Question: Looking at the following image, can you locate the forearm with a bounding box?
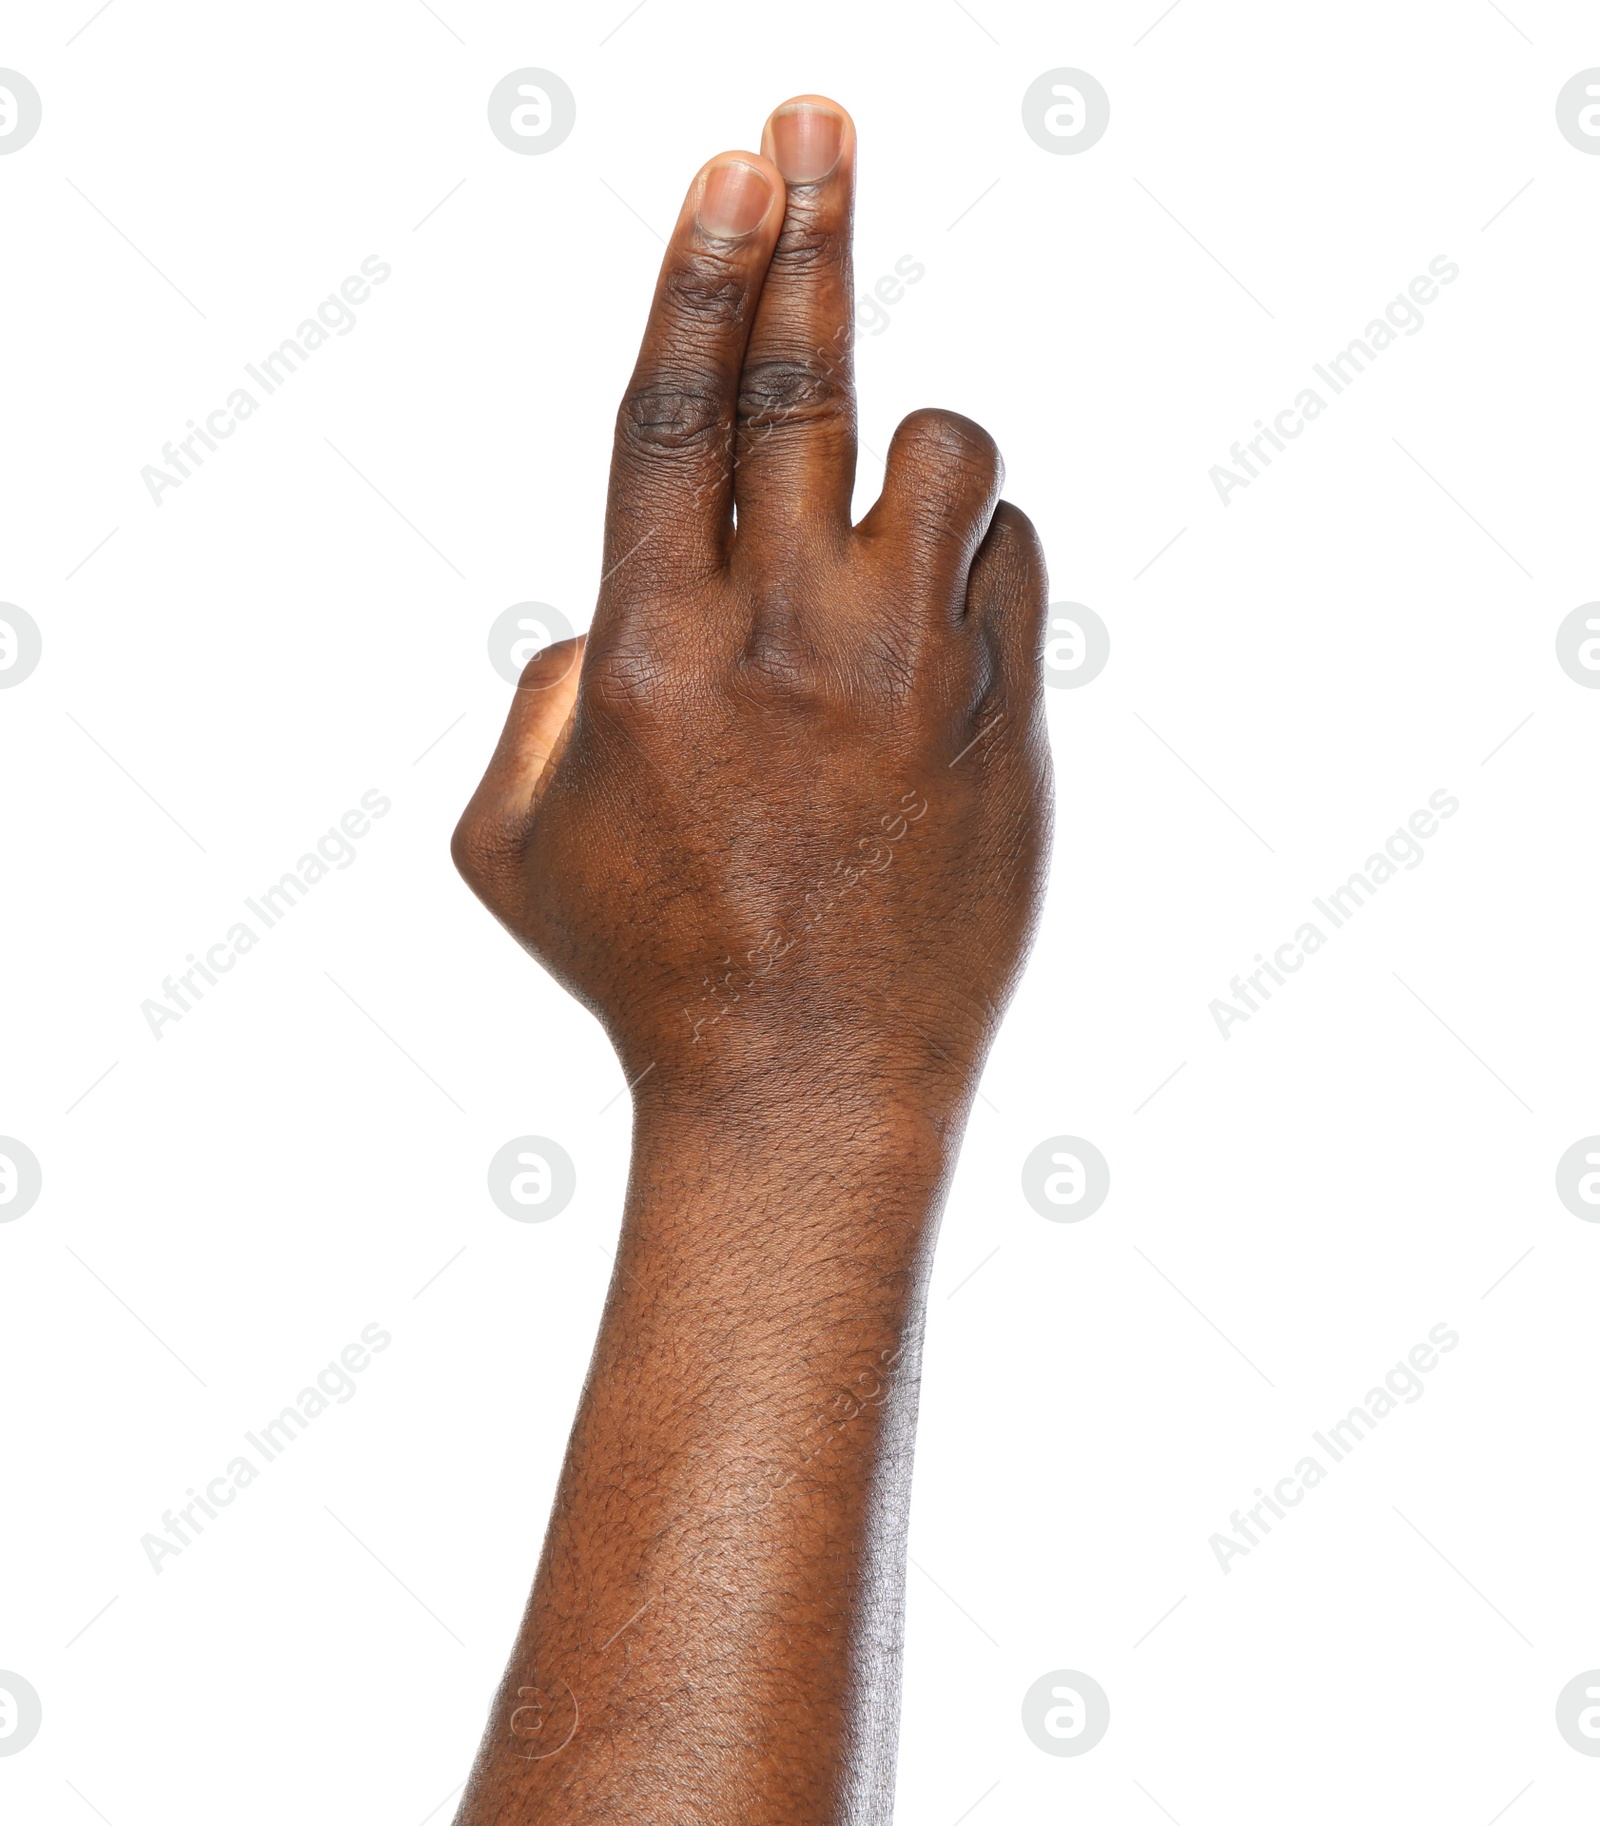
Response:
[456,1095,963,1824]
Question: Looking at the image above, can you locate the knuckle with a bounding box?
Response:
[735,606,828,710]
[986,498,1043,559]
[614,380,727,465]
[859,642,945,719]
[897,407,1002,479]
[738,353,846,431]
[586,640,674,722]
[974,501,1049,602]
[988,496,1035,537]
[662,252,749,330]
[769,219,843,278]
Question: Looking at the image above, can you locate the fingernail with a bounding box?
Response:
[770,103,845,184]
[698,159,773,239]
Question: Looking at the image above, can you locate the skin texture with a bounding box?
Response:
[450,96,1051,1824]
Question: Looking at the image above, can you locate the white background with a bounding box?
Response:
[3,1,1598,1821]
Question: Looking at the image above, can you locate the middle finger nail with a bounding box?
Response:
[769,102,845,185]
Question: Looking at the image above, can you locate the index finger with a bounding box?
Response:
[600,151,787,604]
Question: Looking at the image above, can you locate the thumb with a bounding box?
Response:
[451,635,585,894]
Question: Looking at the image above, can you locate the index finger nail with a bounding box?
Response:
[769,102,845,184]
[698,158,775,239]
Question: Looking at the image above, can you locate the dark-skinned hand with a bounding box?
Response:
[453,95,1051,1133]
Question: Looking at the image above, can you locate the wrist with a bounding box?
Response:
[631,1077,963,1193]
[630,1027,977,1143]
[620,1079,963,1278]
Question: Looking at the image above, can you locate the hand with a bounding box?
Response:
[453,95,1052,1130]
